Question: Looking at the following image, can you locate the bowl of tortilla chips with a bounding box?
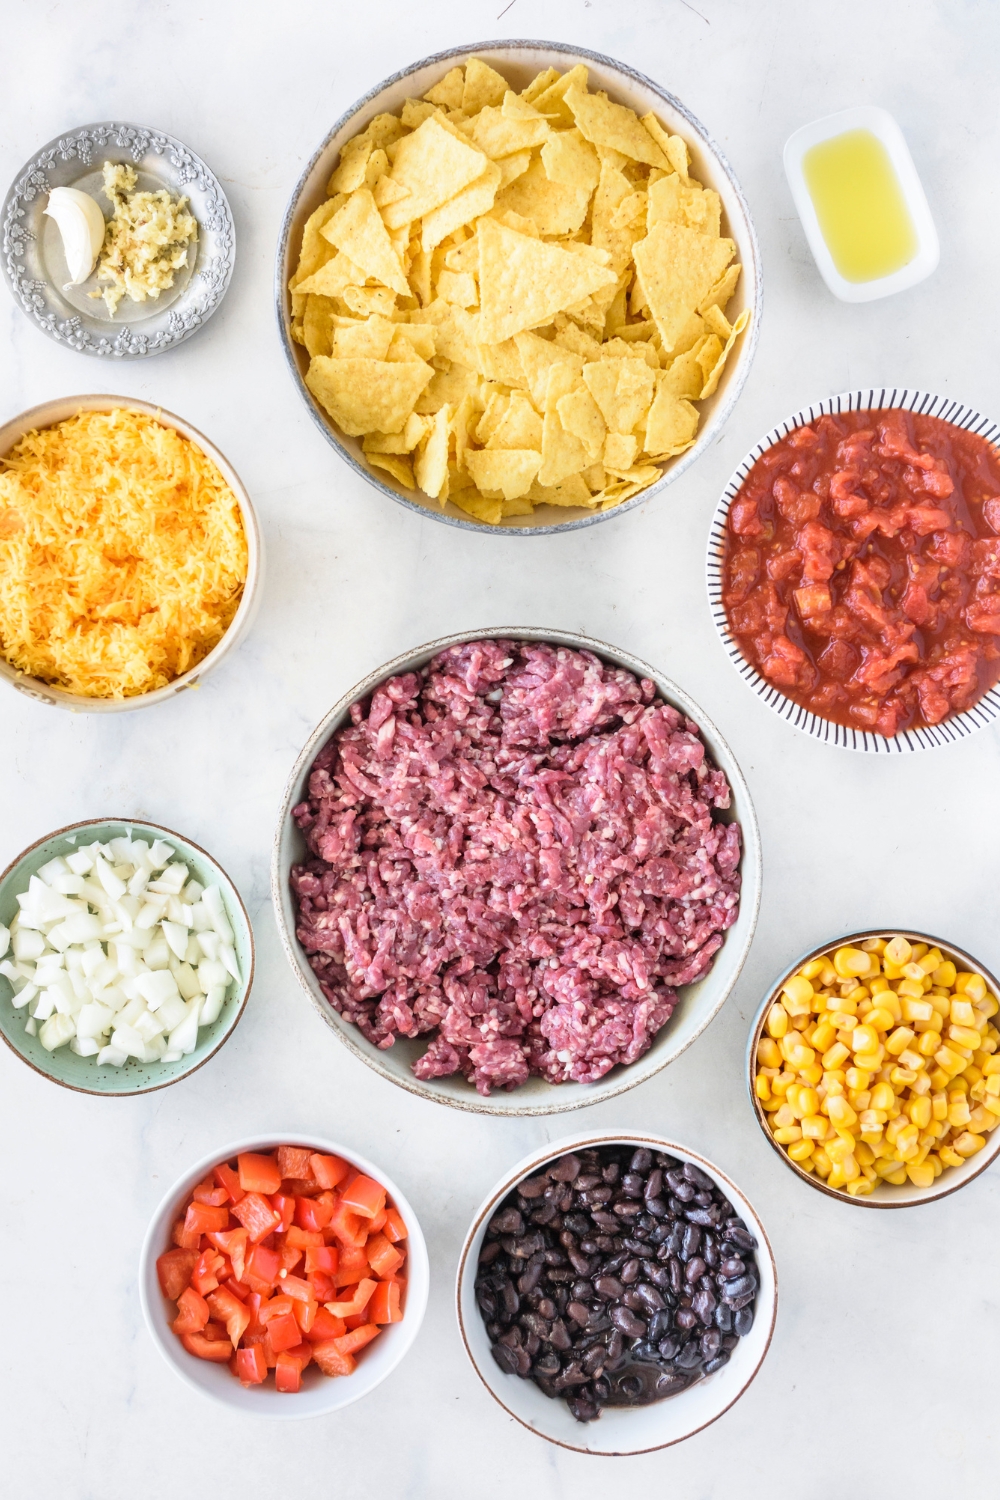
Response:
[276,40,761,533]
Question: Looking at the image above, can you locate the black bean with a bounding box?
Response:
[636,1283,666,1312]
[491,1342,520,1375]
[518,1175,547,1200]
[553,1359,589,1389]
[665,1170,695,1201]
[727,1225,758,1252]
[591,1210,619,1231]
[582,1344,606,1376]
[703,1352,730,1374]
[648,1309,672,1342]
[721,1256,746,1278]
[684,1256,706,1284]
[643,1168,663,1201]
[702,1232,718,1268]
[570,1279,593,1301]
[621,1287,645,1312]
[734,1305,755,1337]
[594,1235,616,1252]
[504,1230,545,1259]
[566,1301,591,1326]
[593,1275,624,1300]
[682,1162,713,1189]
[534,1350,561,1377]
[621,1258,641,1284]
[517,1261,543,1295]
[668,1257,683,1295]
[714,1303,733,1332]
[675,1339,703,1369]
[631,1340,662,1364]
[499,1280,520,1319]
[549,1318,572,1350]
[685,1206,718,1227]
[621,1172,646,1199]
[629,1148,653,1174]
[700,1328,722,1360]
[674,1306,698,1331]
[549,1153,581,1182]
[536,1297,556,1320]
[610,1305,647,1338]
[657,1334,682,1360]
[613,1200,643,1220]
[568,1391,600,1423]
[692,1190,714,1208]
[692,1287,717,1325]
[645,1197,669,1218]
[531,1203,558,1226]
[721,1273,755,1300]
[489,1207,524,1236]
[729,1290,756,1311]
[602,1162,620,1184]
[622,1238,655,1259]
[478,1240,501,1266]
[545,1267,574,1284]
[681,1224,701,1261]
[567,1249,593,1276]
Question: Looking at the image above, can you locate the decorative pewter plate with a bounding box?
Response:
[2,122,235,358]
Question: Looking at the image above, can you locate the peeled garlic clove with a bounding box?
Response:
[44,186,106,284]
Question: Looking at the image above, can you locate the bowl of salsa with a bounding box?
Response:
[708,390,1000,750]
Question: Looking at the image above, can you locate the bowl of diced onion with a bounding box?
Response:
[0,818,254,1094]
[746,929,1000,1207]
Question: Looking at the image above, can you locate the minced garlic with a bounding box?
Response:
[92,162,198,315]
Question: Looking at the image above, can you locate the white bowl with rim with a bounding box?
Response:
[707,387,1000,752]
[0,395,263,713]
[271,627,761,1116]
[275,38,761,535]
[455,1129,777,1454]
[139,1132,429,1416]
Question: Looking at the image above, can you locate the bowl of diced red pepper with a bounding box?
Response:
[140,1137,428,1414]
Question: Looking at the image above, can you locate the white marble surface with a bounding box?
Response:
[3,0,999,1492]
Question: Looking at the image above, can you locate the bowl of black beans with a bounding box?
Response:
[457,1132,776,1453]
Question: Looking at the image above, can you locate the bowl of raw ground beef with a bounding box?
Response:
[272,630,760,1115]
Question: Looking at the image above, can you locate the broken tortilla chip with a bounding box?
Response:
[478,219,616,344]
[322,187,410,296]
[564,85,669,168]
[306,355,433,435]
[632,221,735,352]
[382,117,490,229]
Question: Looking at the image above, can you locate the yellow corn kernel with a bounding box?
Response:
[822,1042,850,1071]
[885,1026,916,1056]
[757,1037,783,1069]
[788,1042,816,1070]
[896,1048,924,1073]
[781,973,815,1013]
[986,1074,1000,1096]
[801,958,825,980]
[790,1014,812,1033]
[964,975,987,1003]
[839,1153,860,1181]
[800,1114,826,1139]
[909,1069,932,1096]
[935,1046,966,1075]
[882,962,903,981]
[796,1086,819,1117]
[953,972,974,993]
[908,1096,932,1129]
[929,1067,951,1091]
[799,1063,824,1085]
[930,1090,948,1120]
[982,1095,1000,1116]
[862,938,886,954]
[787,1137,815,1162]
[983,1057,1000,1076]
[937,1145,963,1168]
[885,1166,909,1185]
[851,1024,879,1055]
[906,1162,936,1188]
[949,1023,982,1051]
[950,998,976,1027]
[964,1064,984,1086]
[889,1066,917,1089]
[862,1006,893,1035]
[928,992,952,1019]
[919,947,942,972]
[809,1020,837,1053]
[932,960,957,988]
[947,1098,971,1128]
[826,1095,858,1128]
[845,1176,873,1196]
[833,946,868,978]
[869,1081,895,1112]
[825,1135,854,1165]
[848,1089,872,1113]
[870,976,890,993]
[755,1074,771,1102]
[855,1050,885,1075]
[773,1125,803,1144]
[884,936,912,966]
[827,1165,847,1189]
[844,1067,869,1092]
[902,997,935,1025]
[953,1130,986,1157]
[898,979,927,1001]
[917,1030,942,1057]
[766,1003,788,1039]
[773,1102,797,1128]
[852,1140,873,1166]
[969,1104,992,1133]
[770,1071,795,1096]
[978,994,999,1018]
[900,962,925,982]
[811,1147,832,1176]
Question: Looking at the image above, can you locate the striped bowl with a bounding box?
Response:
[707,388,1000,753]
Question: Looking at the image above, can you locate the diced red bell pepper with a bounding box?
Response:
[171,1216,202,1252]
[286,1225,324,1250]
[207,1286,251,1348]
[284,1341,314,1371]
[367,1207,388,1235]
[366,1233,404,1280]
[172,1286,210,1335]
[331,1246,370,1288]
[244,1243,281,1294]
[270,1193,295,1233]
[323,1278,376,1318]
[340,1174,386,1219]
[156,1248,198,1300]
[181,1330,233,1363]
[292,1298,318,1335]
[280,1275,314,1305]
[206,1227,248,1283]
[232,1192,282,1243]
[334,1323,381,1356]
[190,1249,226,1297]
[226,1277,252,1301]
[304,1245,339,1276]
[310,1152,350,1190]
[308,1271,337,1303]
[235,1344,267,1386]
[214,1161,245,1205]
[238,1152,283,1196]
[311,1340,356,1377]
[184,1201,230,1238]
[203,1320,231,1341]
[259,1294,295,1324]
[267,1312,303,1354]
[242,1291,264,1340]
[368,1280,403,1324]
[382,1208,408,1244]
[326,1199,367,1249]
[276,1145,314,1180]
[343,1310,370,1331]
[192,1177,230,1207]
[278,1246,303,1277]
[275,1352,302,1392]
[294,1192,335,1233]
[308,1306,346,1342]
[283,1177,321,1198]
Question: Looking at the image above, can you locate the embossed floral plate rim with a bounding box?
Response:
[1,121,235,358]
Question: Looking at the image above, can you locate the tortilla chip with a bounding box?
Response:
[400,99,437,130]
[390,323,437,361]
[540,361,588,486]
[487,207,539,237]
[564,86,668,168]
[291,201,341,286]
[667,312,707,358]
[515,331,584,408]
[633,222,735,352]
[530,64,589,125]
[647,176,722,238]
[582,358,656,433]
[497,151,532,189]
[528,473,594,508]
[363,412,429,454]
[327,138,372,196]
[472,99,549,158]
[343,286,397,318]
[493,155,593,238]
[695,334,724,384]
[372,173,409,209]
[486,391,543,451]
[367,453,415,487]
[333,315,396,360]
[421,162,501,251]
[305,355,433,435]
[478,220,616,344]
[453,490,503,525]
[644,381,699,454]
[465,448,541,499]
[702,303,732,341]
[419,301,482,368]
[523,67,561,103]
[414,406,451,501]
[321,187,410,296]
[437,269,478,308]
[540,128,601,193]
[382,118,490,229]
[660,345,706,399]
[415,362,480,413]
[294,250,365,298]
[641,114,691,181]
[699,308,750,398]
[424,66,466,110]
[552,318,603,360]
[698,262,741,314]
[501,496,535,516]
[462,58,508,114]
[303,295,336,357]
[604,432,639,471]
[556,384,606,463]
[591,160,639,273]
[475,388,510,444]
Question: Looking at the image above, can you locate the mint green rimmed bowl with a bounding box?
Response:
[0,818,254,1095]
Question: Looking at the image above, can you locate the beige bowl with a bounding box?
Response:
[275,39,761,535]
[747,928,1000,1207]
[271,627,761,1116]
[0,395,263,712]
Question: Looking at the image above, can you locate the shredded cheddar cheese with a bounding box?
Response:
[0,409,248,698]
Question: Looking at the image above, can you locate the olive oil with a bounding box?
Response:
[802,128,918,283]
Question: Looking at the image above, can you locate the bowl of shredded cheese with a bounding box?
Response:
[0,397,262,710]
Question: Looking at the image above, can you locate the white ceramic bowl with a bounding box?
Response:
[456,1130,777,1454]
[271,627,761,1116]
[275,38,761,535]
[707,387,1000,751]
[0,395,263,713]
[747,928,1000,1207]
[139,1133,429,1416]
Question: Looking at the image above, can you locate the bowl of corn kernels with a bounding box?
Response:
[747,930,1000,1206]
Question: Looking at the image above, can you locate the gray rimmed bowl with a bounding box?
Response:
[0,817,254,1096]
[2,121,234,358]
[707,387,1000,752]
[456,1130,777,1454]
[275,38,761,535]
[747,927,1000,1207]
[0,395,263,713]
[271,627,761,1116]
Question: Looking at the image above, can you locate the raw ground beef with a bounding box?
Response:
[290,640,741,1095]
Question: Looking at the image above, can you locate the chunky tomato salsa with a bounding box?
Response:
[721,409,1000,736]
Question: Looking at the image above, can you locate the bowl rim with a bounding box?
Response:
[273,35,762,537]
[0,816,255,1096]
[745,926,1000,1207]
[138,1130,429,1417]
[0,394,263,713]
[270,625,762,1116]
[706,386,1000,752]
[454,1127,778,1454]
